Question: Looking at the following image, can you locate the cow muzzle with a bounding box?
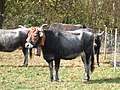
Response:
[25,43,33,48]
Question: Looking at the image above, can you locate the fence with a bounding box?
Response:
[100,28,120,67]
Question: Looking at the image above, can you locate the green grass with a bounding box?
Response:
[0,65,120,90]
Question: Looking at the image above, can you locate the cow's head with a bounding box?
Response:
[94,31,104,40]
[25,24,47,48]
[93,31,104,47]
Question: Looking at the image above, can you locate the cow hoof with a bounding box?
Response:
[51,79,53,82]
[83,79,89,82]
[22,64,28,67]
[55,79,59,82]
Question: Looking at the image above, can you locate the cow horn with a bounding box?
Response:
[39,24,48,31]
[18,25,27,28]
[97,31,104,36]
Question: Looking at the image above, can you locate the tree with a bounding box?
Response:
[0,0,6,28]
[2,0,120,31]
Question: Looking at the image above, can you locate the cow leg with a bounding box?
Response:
[35,46,41,56]
[96,50,100,67]
[81,52,89,81]
[54,59,60,82]
[85,54,91,81]
[22,48,28,67]
[81,52,91,81]
[47,61,54,82]
[29,48,32,58]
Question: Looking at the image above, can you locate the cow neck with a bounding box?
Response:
[40,32,46,46]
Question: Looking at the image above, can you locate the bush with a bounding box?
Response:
[3,0,44,29]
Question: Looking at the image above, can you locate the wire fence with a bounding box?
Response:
[100,28,120,67]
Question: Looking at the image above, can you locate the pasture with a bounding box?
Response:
[0,49,120,90]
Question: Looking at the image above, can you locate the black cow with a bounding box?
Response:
[49,23,104,67]
[94,31,104,67]
[25,24,95,82]
[0,27,33,66]
[34,23,86,56]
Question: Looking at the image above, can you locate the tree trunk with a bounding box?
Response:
[0,0,6,28]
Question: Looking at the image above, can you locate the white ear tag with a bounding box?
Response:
[39,32,43,37]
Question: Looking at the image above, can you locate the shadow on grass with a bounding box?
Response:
[89,77,120,84]
[103,61,120,67]
[0,65,48,68]
[0,65,81,68]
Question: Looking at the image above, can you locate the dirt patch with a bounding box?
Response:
[0,49,83,67]
[0,49,109,67]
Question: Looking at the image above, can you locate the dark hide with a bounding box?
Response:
[34,23,86,56]
[0,28,32,66]
[49,23,103,67]
[25,29,95,82]
[92,31,104,67]
[35,23,88,56]
[94,35,102,67]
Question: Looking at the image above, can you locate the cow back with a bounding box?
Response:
[41,29,94,60]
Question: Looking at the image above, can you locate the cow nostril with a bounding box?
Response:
[27,44,29,47]
[25,43,29,48]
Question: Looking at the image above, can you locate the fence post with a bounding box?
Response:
[114,28,117,70]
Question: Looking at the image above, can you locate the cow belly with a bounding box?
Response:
[43,52,81,60]
[0,46,19,52]
[61,53,81,60]
[0,42,20,52]
[43,54,55,60]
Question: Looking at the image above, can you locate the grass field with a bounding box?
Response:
[0,50,120,90]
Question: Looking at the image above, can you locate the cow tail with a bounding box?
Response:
[91,51,95,73]
[29,48,32,58]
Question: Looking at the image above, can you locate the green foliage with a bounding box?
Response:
[2,0,120,31]
[3,0,44,28]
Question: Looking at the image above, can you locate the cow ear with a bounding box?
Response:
[39,32,43,37]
